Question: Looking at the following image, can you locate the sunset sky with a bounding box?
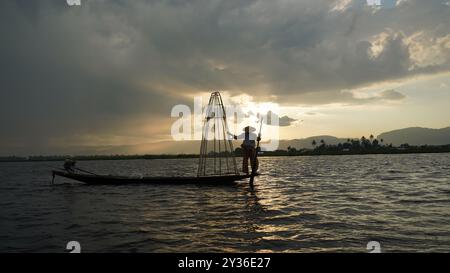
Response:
[1,0,449,155]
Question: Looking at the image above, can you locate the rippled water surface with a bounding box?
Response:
[1,154,450,252]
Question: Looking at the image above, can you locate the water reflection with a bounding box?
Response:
[1,154,450,252]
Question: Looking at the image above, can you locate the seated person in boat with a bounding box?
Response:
[229,126,261,175]
[64,159,76,173]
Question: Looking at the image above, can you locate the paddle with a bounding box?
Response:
[250,118,263,187]
[74,167,99,176]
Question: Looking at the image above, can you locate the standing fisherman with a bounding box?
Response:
[229,126,261,175]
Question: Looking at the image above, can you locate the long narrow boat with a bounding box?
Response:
[51,92,261,186]
[52,170,254,185]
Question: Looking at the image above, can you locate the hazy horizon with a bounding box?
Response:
[2,125,449,157]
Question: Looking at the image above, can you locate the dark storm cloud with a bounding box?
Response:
[0,0,190,154]
[0,0,449,154]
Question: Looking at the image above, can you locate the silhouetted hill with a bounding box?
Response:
[378,127,450,146]
[278,136,348,150]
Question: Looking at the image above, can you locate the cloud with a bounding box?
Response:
[264,111,298,127]
[278,115,298,127]
[0,0,449,154]
[342,89,406,104]
[280,88,406,105]
[378,89,406,100]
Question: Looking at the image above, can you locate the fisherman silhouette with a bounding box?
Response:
[229,126,261,175]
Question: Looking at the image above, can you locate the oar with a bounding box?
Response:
[250,118,263,187]
[74,167,99,176]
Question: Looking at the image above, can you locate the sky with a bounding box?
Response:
[0,0,450,155]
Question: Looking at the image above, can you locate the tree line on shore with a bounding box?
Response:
[257,135,450,156]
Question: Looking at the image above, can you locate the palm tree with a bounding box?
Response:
[320,139,325,147]
[372,139,379,147]
[370,134,374,141]
[288,146,297,153]
[312,140,317,148]
[361,136,368,148]
[287,146,295,153]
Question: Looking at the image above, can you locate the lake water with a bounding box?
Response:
[1,154,450,253]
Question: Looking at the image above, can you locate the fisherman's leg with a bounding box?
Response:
[242,149,250,174]
[249,148,258,173]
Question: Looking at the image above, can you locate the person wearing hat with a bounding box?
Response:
[63,158,76,173]
[229,126,261,175]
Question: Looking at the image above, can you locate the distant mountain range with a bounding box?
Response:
[377,127,450,146]
[59,126,449,155]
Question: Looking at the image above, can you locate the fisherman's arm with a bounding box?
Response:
[227,131,237,140]
[227,131,245,140]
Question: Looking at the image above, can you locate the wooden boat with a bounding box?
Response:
[52,170,255,185]
[51,92,261,186]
